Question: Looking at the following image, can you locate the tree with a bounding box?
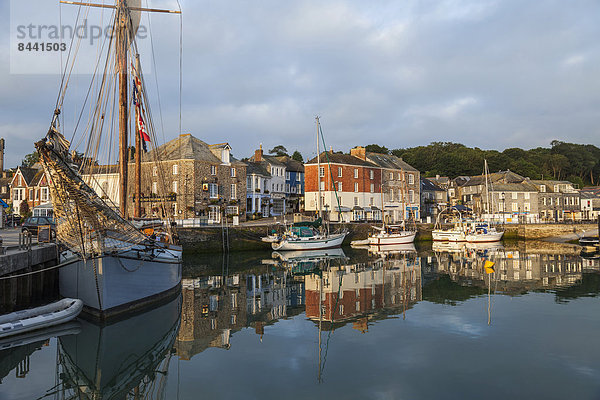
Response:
[22,152,40,167]
[19,200,30,218]
[291,150,303,162]
[269,145,288,157]
[365,144,389,154]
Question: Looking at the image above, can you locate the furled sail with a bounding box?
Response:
[36,124,147,258]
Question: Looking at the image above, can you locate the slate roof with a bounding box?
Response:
[491,182,538,192]
[275,156,304,172]
[245,161,271,177]
[366,153,418,172]
[143,134,244,166]
[421,177,445,192]
[428,176,450,187]
[580,187,600,197]
[249,153,286,167]
[306,152,377,167]
[461,170,525,187]
[529,180,578,193]
[30,170,46,186]
[12,167,40,186]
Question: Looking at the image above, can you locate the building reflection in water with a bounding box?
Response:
[175,268,306,360]
[175,244,600,361]
[1,245,600,397]
[428,242,591,293]
[305,256,422,331]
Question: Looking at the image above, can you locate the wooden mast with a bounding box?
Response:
[134,54,142,218]
[117,0,129,218]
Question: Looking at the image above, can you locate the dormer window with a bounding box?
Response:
[540,185,546,192]
[222,148,230,164]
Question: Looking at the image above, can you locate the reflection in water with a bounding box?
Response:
[57,294,181,399]
[2,244,600,399]
[430,242,588,294]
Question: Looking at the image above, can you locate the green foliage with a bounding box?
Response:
[21,152,40,167]
[291,150,303,162]
[269,145,288,157]
[365,144,389,154]
[19,201,30,217]
[391,141,600,186]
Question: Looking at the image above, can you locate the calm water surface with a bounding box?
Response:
[1,243,600,400]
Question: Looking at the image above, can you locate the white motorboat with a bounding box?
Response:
[368,225,417,245]
[271,230,347,251]
[0,299,83,339]
[465,223,504,243]
[432,223,468,242]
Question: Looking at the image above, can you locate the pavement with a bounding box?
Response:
[0,227,39,247]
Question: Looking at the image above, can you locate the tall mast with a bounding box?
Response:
[484,159,490,217]
[316,116,322,220]
[134,54,142,218]
[380,169,384,227]
[117,0,129,218]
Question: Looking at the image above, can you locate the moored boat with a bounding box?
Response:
[36,1,183,318]
[368,225,417,245]
[0,299,83,339]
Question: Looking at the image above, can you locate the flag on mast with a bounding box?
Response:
[132,64,151,151]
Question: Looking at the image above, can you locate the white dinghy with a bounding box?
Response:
[0,298,83,339]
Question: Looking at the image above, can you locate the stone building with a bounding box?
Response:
[530,180,580,222]
[458,170,525,210]
[133,134,247,222]
[421,177,447,220]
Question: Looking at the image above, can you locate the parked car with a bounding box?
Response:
[22,216,56,236]
[6,214,22,227]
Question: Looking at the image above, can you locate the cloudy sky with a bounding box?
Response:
[1,0,599,167]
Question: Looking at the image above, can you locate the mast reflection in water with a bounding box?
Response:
[2,244,600,399]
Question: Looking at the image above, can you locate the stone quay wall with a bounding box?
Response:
[178,222,596,253]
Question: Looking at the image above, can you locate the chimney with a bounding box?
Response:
[255,144,263,162]
[350,146,366,161]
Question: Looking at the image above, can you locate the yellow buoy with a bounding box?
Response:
[484,260,495,274]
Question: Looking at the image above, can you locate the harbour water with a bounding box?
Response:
[1,243,599,399]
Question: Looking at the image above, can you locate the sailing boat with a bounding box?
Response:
[433,161,503,243]
[367,169,416,246]
[265,117,347,251]
[36,0,182,318]
[465,160,504,243]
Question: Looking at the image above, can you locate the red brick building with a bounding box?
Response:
[305,150,382,222]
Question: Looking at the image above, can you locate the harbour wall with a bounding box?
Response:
[178,223,597,253]
[0,244,60,313]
